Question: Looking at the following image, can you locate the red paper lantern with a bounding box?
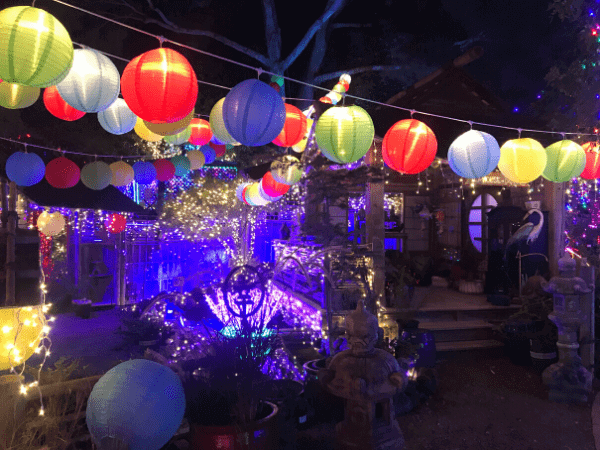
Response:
[45,156,80,188]
[106,213,127,234]
[272,104,307,147]
[241,185,250,204]
[209,141,227,158]
[581,142,600,179]
[121,48,197,124]
[188,118,212,146]
[269,82,280,93]
[261,171,290,198]
[153,159,176,182]
[43,85,85,121]
[382,119,437,174]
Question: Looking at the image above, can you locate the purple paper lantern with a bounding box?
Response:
[200,144,216,164]
[132,161,157,185]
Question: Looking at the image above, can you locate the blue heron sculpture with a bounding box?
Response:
[504,208,544,261]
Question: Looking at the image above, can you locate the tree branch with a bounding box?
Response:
[331,23,372,29]
[262,0,282,63]
[281,0,348,71]
[313,65,411,83]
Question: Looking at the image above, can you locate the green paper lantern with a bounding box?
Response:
[0,82,40,109]
[0,6,74,88]
[542,139,586,182]
[164,126,192,146]
[315,105,375,163]
[209,98,236,144]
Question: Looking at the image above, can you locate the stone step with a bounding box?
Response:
[417,319,497,343]
[436,339,504,352]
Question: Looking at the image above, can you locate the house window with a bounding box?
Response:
[468,193,497,253]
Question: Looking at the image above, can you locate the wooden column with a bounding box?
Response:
[543,181,565,277]
[365,140,385,315]
[5,182,17,306]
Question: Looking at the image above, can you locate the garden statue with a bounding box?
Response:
[319,300,407,450]
[541,254,593,403]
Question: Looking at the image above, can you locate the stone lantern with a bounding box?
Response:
[541,254,593,403]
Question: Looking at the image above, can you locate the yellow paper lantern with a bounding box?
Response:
[109,161,135,187]
[209,98,236,144]
[498,138,547,184]
[0,305,47,371]
[134,117,163,142]
[0,6,74,88]
[292,118,313,153]
[0,82,40,109]
[143,109,194,136]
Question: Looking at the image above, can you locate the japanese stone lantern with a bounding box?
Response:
[541,254,593,403]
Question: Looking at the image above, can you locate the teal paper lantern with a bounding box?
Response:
[5,151,45,186]
[132,161,156,184]
[80,161,112,190]
[98,98,137,135]
[315,105,375,163]
[164,126,192,146]
[223,79,286,146]
[86,359,185,450]
[171,155,191,177]
[56,49,120,113]
[542,139,586,182]
[447,130,500,179]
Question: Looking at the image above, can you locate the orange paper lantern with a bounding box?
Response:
[272,104,307,147]
[188,118,212,146]
[581,142,600,179]
[121,48,197,124]
[43,85,85,121]
[382,119,437,174]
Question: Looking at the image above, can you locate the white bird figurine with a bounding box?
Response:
[504,208,544,260]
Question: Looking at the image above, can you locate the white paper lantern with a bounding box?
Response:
[37,211,65,236]
[56,49,120,113]
[448,130,500,179]
[98,98,137,135]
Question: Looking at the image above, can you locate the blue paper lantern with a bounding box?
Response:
[200,144,216,164]
[86,359,186,450]
[223,79,286,146]
[447,130,501,179]
[98,98,137,135]
[171,155,191,177]
[132,161,157,185]
[5,151,45,186]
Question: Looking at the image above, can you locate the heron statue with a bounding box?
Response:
[504,208,544,260]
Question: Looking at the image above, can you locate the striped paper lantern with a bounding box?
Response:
[447,130,500,179]
[382,119,437,174]
[98,98,137,135]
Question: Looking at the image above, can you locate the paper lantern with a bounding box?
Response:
[542,140,586,182]
[121,48,197,123]
[292,118,313,153]
[0,305,46,371]
[261,171,290,198]
[209,141,227,158]
[98,98,137,135]
[110,161,135,187]
[132,161,157,184]
[186,150,205,170]
[315,105,375,163]
[43,85,85,121]
[80,161,112,190]
[144,110,194,136]
[271,155,303,185]
[6,152,45,186]
[153,159,176,182]
[134,117,163,142]
[200,145,216,164]
[164,126,192,146]
[223,79,286,146]
[0,6,73,88]
[0,82,40,109]
[209,98,236,144]
[498,138,547,184]
[170,155,191,177]
[45,156,80,188]
[581,142,600,179]
[382,119,437,174]
[273,104,308,147]
[56,49,120,113]
[86,359,186,450]
[37,211,65,236]
[188,118,212,145]
[245,183,270,206]
[236,183,251,202]
[259,182,283,202]
[447,130,500,179]
[106,213,127,234]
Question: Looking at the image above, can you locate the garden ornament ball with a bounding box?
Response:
[5,152,45,186]
[498,138,547,184]
[447,130,500,179]
[382,118,437,174]
[261,171,290,198]
[43,85,86,121]
[45,156,80,188]
[86,359,186,450]
[542,140,586,182]
[80,161,112,190]
[0,6,74,88]
[56,49,120,113]
[98,98,137,135]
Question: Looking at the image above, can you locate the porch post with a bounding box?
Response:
[365,140,385,315]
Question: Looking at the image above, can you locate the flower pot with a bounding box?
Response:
[502,319,536,366]
[188,401,279,450]
[72,299,92,319]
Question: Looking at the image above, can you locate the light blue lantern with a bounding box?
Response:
[86,359,186,450]
[98,98,137,135]
[200,144,216,164]
[170,155,191,177]
[56,49,120,113]
[447,130,500,179]
[132,161,157,185]
[223,79,286,146]
[5,151,45,186]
